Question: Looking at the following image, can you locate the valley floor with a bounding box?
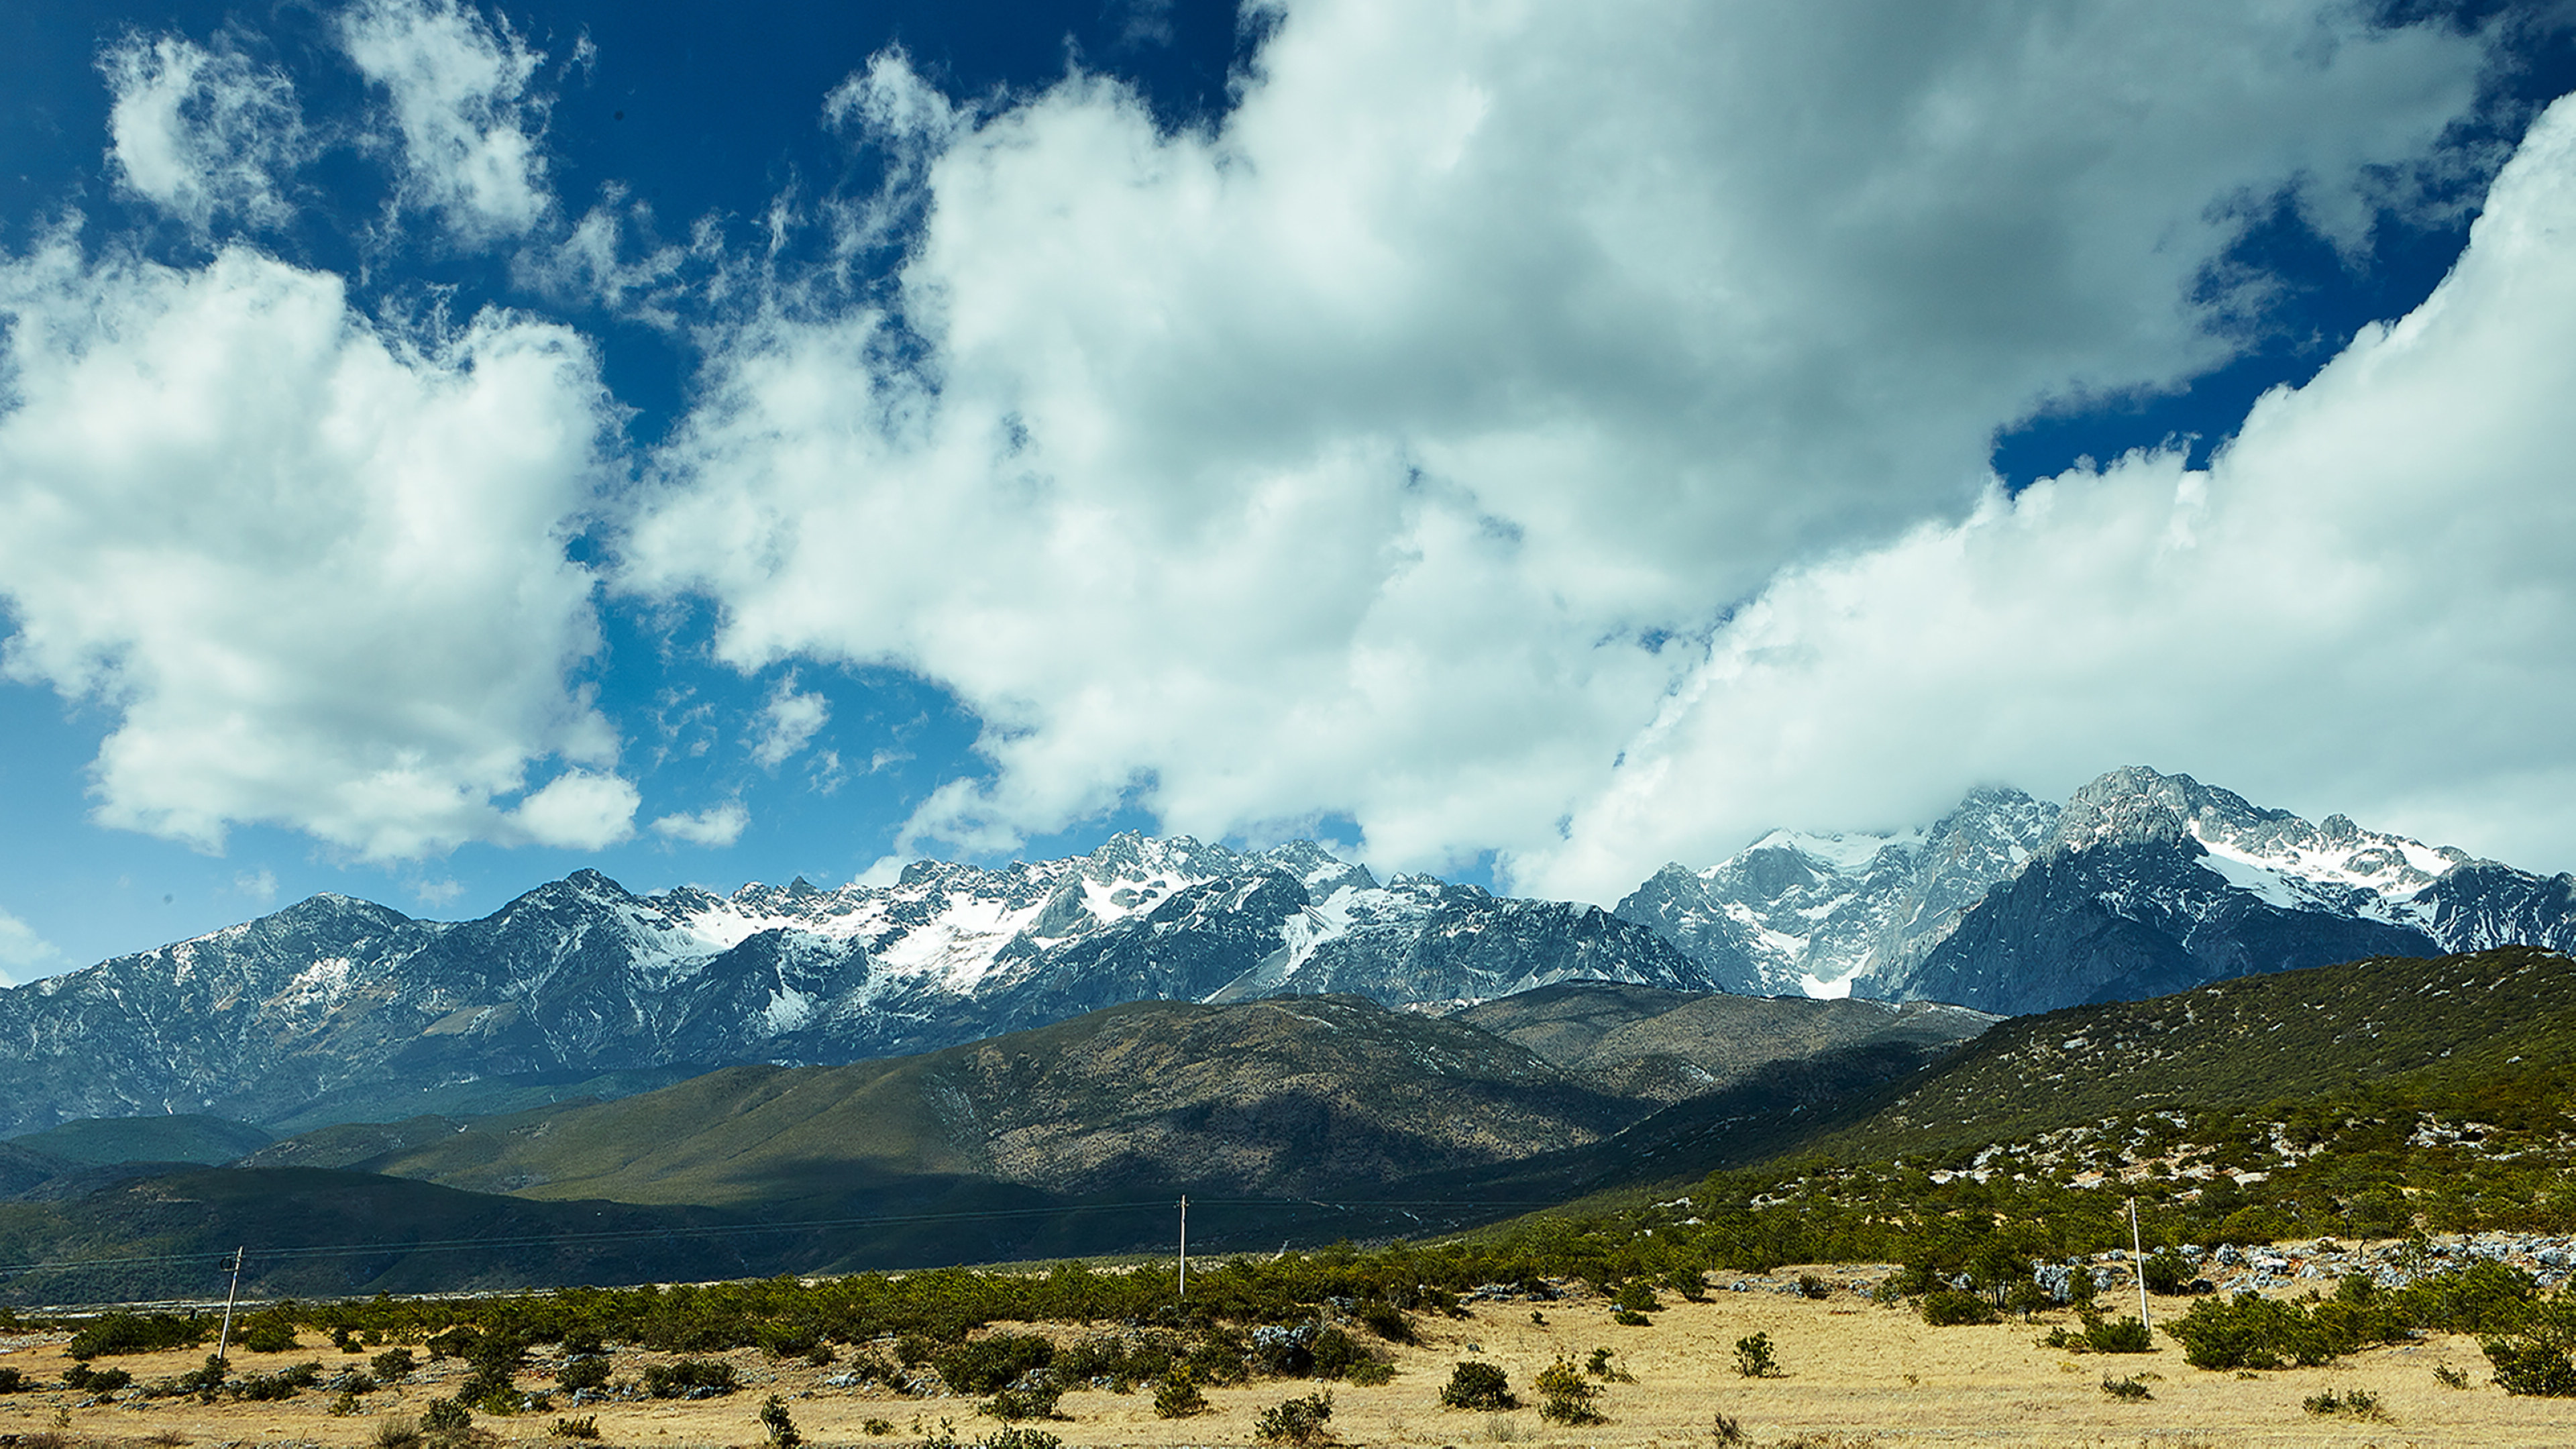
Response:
[5,1273,2572,1448]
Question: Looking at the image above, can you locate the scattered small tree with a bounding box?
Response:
[1152,1371,1208,1419]
[1733,1332,1781,1379]
[759,1393,802,1447]
[1534,1357,1606,1426]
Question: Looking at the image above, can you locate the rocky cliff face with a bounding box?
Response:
[0,835,1715,1137]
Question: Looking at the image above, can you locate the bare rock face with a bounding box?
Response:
[0,836,1717,1138]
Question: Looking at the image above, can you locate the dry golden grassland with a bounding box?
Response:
[5,1271,2574,1449]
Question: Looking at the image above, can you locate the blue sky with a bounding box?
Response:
[3,0,2575,977]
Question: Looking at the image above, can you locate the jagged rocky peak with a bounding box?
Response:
[2045,765,2470,894]
[1614,783,2059,1000]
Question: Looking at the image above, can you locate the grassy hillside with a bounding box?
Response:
[1810,944,2576,1163]
[5,1114,272,1167]
[333,996,1634,1210]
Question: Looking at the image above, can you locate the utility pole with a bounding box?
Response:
[2128,1199,2151,1338]
[1178,1196,1189,1302]
[215,1247,246,1363]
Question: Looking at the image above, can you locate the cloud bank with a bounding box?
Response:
[0,243,627,859]
[1523,91,2576,897]
[625,0,2508,873]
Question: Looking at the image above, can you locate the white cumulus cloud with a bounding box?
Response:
[624,0,2500,874]
[651,800,751,848]
[749,679,830,769]
[101,32,311,231]
[0,906,64,985]
[0,239,627,860]
[339,0,552,238]
[1520,92,2576,900]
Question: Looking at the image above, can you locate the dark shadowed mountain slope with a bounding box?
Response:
[1451,981,1994,1102]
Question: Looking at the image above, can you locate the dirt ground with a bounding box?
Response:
[6,1271,2575,1449]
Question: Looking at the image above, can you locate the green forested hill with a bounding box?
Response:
[1812,945,2576,1164]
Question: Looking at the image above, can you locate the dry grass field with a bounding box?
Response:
[5,1271,2573,1449]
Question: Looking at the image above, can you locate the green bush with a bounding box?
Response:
[2485,1329,2576,1397]
[2100,1374,2151,1401]
[64,1363,134,1393]
[936,1334,1056,1395]
[557,1355,612,1392]
[372,1348,419,1382]
[2302,1386,2385,1418]
[1920,1290,2001,1327]
[2141,1253,2198,1295]
[1252,1389,1333,1445]
[550,1414,601,1440]
[241,1321,300,1354]
[233,1361,323,1401]
[981,1428,1063,1449]
[1438,1360,1515,1410]
[643,1358,740,1398]
[0,1367,21,1394]
[980,1379,1063,1422]
[1732,1332,1780,1379]
[421,1397,472,1446]
[68,1311,208,1360]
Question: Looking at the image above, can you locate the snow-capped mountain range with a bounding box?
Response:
[2,764,2569,1138]
[1615,765,2576,1015]
[0,835,1710,1136]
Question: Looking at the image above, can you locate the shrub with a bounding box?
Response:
[982,1429,1063,1449]
[1612,1309,1653,1327]
[2141,1252,2199,1296]
[1585,1347,1635,1383]
[0,1367,21,1393]
[1439,1361,1515,1411]
[1796,1273,1829,1301]
[1357,1302,1417,1344]
[980,1379,1063,1421]
[375,1416,425,1449]
[240,1315,301,1354]
[233,1362,323,1401]
[861,1419,896,1436]
[1534,1358,1605,1426]
[760,1393,802,1448]
[68,1312,207,1361]
[1341,1358,1395,1385]
[1611,1280,1659,1314]
[2433,1364,2473,1389]
[549,1415,600,1440]
[421,1399,472,1441]
[1733,1332,1780,1379]
[2100,1375,2152,1401]
[557,1356,611,1393]
[1253,1389,1334,1445]
[1711,1408,1744,1444]
[2086,1316,2153,1354]
[643,1358,740,1398]
[2302,1387,2385,1419]
[64,1363,133,1393]
[2485,1330,2576,1397]
[936,1334,1055,1396]
[372,1348,419,1382]
[1920,1290,2002,1327]
[1152,1371,1209,1419]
